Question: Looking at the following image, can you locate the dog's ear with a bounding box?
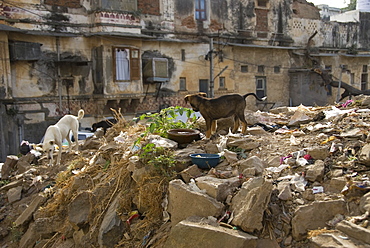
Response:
[184,95,191,103]
[198,92,207,97]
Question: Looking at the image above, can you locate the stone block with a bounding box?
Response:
[164,217,257,248]
[167,179,224,226]
[231,177,273,232]
[195,176,241,202]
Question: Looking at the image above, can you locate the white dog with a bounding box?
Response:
[42,109,84,166]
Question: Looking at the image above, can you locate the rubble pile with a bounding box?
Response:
[1,97,370,248]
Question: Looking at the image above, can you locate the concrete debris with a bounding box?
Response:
[164,217,257,248]
[3,96,370,247]
[231,177,273,232]
[167,179,224,226]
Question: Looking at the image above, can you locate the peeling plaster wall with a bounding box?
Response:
[7,34,94,98]
[232,46,291,109]
[0,33,11,99]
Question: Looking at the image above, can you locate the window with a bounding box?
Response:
[257,0,268,7]
[241,65,248,73]
[180,77,187,91]
[256,77,266,98]
[195,0,207,20]
[181,49,186,61]
[258,65,265,73]
[361,73,368,90]
[114,47,140,81]
[45,0,80,8]
[350,73,355,85]
[363,65,368,73]
[274,66,280,73]
[219,77,225,89]
[199,79,209,95]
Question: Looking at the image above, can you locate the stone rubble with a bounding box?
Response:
[0,95,370,247]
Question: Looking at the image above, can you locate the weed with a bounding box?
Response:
[139,143,177,178]
[0,180,10,187]
[10,223,23,243]
[134,106,197,146]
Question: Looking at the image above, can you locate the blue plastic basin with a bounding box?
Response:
[189,153,220,169]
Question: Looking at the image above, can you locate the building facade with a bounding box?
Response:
[0,0,369,161]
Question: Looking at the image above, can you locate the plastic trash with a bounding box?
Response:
[290,135,300,145]
[312,186,324,194]
[266,164,290,173]
[114,131,128,143]
[291,173,307,192]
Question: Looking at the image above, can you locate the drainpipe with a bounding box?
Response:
[56,36,62,112]
[209,37,214,98]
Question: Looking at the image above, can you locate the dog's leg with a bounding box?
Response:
[56,142,62,166]
[241,121,247,134]
[239,117,248,134]
[237,114,248,134]
[71,129,79,152]
[205,119,213,139]
[211,120,217,135]
[49,152,54,166]
[232,116,240,133]
[66,131,73,153]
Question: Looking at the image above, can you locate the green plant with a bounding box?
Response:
[227,146,248,159]
[134,106,198,146]
[10,223,23,242]
[0,180,10,187]
[139,143,177,178]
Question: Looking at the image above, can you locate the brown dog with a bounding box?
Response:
[184,93,266,138]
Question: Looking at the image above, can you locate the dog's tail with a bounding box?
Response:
[77,109,85,120]
[243,93,267,101]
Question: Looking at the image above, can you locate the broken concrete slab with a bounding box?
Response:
[227,137,260,151]
[310,231,366,248]
[68,191,92,229]
[1,155,18,179]
[305,146,330,160]
[336,220,370,244]
[14,194,47,227]
[98,196,125,248]
[325,176,347,194]
[305,160,325,182]
[237,156,265,176]
[195,176,241,202]
[358,143,370,166]
[231,177,273,233]
[167,179,224,226]
[278,182,292,201]
[7,186,22,203]
[180,164,203,183]
[359,191,370,213]
[246,126,268,135]
[0,179,23,192]
[163,217,257,248]
[292,200,348,241]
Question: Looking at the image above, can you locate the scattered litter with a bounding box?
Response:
[266,164,290,173]
[114,131,128,143]
[312,186,324,194]
[326,214,345,227]
[291,173,307,192]
[338,235,349,240]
